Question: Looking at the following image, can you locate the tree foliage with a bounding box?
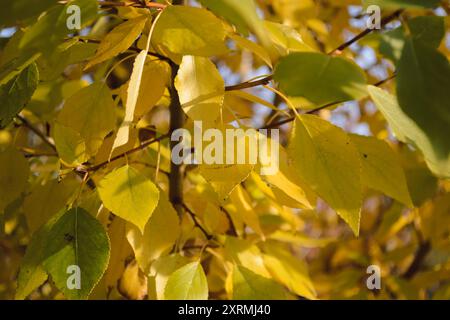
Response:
[0,0,450,300]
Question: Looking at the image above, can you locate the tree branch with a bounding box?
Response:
[168,60,184,217]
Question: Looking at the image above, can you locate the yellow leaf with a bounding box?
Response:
[199,163,254,202]
[56,82,116,158]
[111,50,148,153]
[229,185,264,238]
[85,15,148,69]
[104,217,133,292]
[350,134,413,207]
[224,237,270,277]
[152,6,228,57]
[53,123,87,166]
[232,265,288,300]
[288,115,362,235]
[228,33,272,67]
[97,165,160,233]
[164,261,208,300]
[149,254,190,300]
[262,242,316,299]
[126,191,180,273]
[259,140,315,209]
[175,55,224,122]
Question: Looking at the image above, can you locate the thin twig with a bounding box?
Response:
[262,73,397,129]
[16,115,56,151]
[182,203,213,240]
[85,134,169,172]
[225,75,273,91]
[328,9,404,55]
[75,38,169,62]
[98,1,167,10]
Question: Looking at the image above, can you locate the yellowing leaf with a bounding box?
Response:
[126,59,170,119]
[199,163,254,202]
[175,55,224,122]
[200,0,276,60]
[111,50,148,152]
[55,82,116,159]
[262,243,316,299]
[264,21,314,55]
[288,116,362,235]
[350,134,413,207]
[97,165,160,233]
[232,265,287,300]
[228,34,272,67]
[85,15,148,69]
[53,123,87,166]
[152,6,228,57]
[260,141,315,209]
[126,192,180,273]
[229,185,264,238]
[104,217,133,292]
[149,254,190,300]
[0,147,29,213]
[164,261,208,300]
[224,237,270,277]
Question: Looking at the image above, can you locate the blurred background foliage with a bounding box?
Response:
[0,0,450,300]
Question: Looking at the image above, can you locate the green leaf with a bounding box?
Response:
[369,85,450,178]
[363,0,440,9]
[380,16,445,63]
[55,82,116,159]
[23,178,78,233]
[175,55,224,122]
[200,0,274,56]
[274,52,367,106]
[0,0,59,27]
[152,6,228,57]
[42,207,110,300]
[97,165,160,233]
[287,115,362,236]
[350,134,413,207]
[396,39,450,177]
[232,265,287,300]
[0,52,40,86]
[85,15,148,69]
[0,147,29,213]
[15,211,62,299]
[19,0,98,56]
[0,63,39,128]
[126,191,180,273]
[164,261,208,300]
